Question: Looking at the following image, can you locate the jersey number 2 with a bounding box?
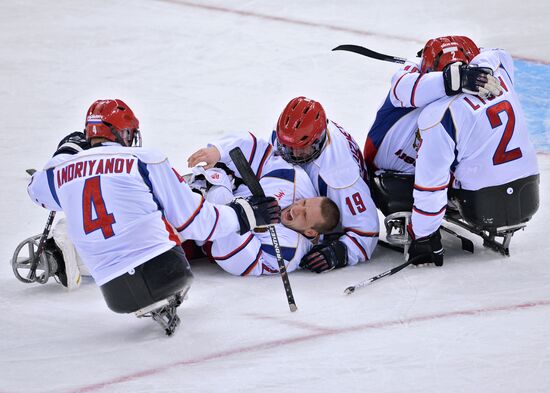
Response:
[487,101,522,165]
[82,176,115,238]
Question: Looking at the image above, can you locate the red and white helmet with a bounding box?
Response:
[85,99,141,146]
[276,96,327,164]
[420,36,480,73]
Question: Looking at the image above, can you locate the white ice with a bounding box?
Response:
[1,1,550,392]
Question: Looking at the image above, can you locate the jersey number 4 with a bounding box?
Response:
[487,101,522,165]
[82,176,115,238]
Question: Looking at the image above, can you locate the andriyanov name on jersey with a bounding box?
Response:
[57,157,135,188]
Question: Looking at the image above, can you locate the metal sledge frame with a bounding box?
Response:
[444,214,526,256]
[135,289,188,336]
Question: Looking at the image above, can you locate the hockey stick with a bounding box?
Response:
[27,211,56,281]
[344,254,425,295]
[229,147,298,312]
[332,44,407,64]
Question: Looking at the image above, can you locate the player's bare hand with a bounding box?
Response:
[187,147,221,169]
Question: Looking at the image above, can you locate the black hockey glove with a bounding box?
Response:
[228,196,281,235]
[407,229,444,266]
[300,240,348,273]
[53,131,90,157]
[443,63,502,98]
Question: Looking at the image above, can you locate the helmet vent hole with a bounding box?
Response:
[295,120,302,129]
[303,107,310,114]
[117,106,125,110]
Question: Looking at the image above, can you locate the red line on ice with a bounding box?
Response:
[157,0,550,65]
[69,299,550,393]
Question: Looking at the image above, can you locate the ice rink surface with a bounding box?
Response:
[1,1,549,392]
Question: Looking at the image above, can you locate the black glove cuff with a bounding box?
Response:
[228,201,251,235]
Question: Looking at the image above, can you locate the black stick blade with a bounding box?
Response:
[332,44,407,64]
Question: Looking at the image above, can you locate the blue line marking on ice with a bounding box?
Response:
[515,59,550,152]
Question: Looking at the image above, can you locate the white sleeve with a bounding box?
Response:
[212,132,273,176]
[411,115,456,238]
[473,48,515,85]
[27,169,63,211]
[389,61,446,108]
[210,232,266,276]
[210,224,308,276]
[145,159,241,241]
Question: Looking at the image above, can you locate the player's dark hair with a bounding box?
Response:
[313,197,340,234]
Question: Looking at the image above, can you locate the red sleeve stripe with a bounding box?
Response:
[247,132,257,164]
[345,234,369,260]
[392,73,408,106]
[204,207,220,242]
[410,74,423,107]
[256,145,273,179]
[241,249,263,276]
[171,167,186,183]
[162,217,181,246]
[262,263,279,274]
[344,227,379,237]
[212,233,255,261]
[176,196,205,231]
[413,205,446,216]
[414,183,448,192]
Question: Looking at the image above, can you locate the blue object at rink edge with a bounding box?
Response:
[515,59,550,152]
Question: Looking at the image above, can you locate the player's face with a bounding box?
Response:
[281,197,324,237]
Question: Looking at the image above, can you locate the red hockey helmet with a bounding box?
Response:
[420,36,480,73]
[85,99,141,146]
[276,96,327,164]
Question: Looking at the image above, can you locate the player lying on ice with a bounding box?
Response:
[187,141,340,275]
[22,99,280,335]
[362,36,539,264]
[189,96,380,273]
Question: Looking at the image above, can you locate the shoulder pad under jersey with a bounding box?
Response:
[418,96,458,131]
[316,125,361,189]
[124,147,167,164]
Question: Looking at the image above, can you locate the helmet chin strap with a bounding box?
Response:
[109,125,131,147]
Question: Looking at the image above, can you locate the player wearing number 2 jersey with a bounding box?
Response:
[409,39,539,264]
[27,99,280,329]
[273,97,380,272]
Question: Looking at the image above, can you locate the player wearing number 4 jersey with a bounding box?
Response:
[27,99,280,331]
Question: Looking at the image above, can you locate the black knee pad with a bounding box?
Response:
[100,247,194,314]
[370,172,414,216]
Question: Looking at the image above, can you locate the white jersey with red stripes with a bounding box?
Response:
[411,49,539,237]
[270,121,380,265]
[28,143,242,285]
[208,134,317,275]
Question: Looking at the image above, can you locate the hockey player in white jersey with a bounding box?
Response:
[273,97,380,272]
[364,36,502,176]
[26,99,280,334]
[406,37,539,265]
[187,135,340,275]
[364,36,503,216]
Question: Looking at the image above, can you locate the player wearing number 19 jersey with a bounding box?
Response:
[411,47,539,239]
[274,97,380,271]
